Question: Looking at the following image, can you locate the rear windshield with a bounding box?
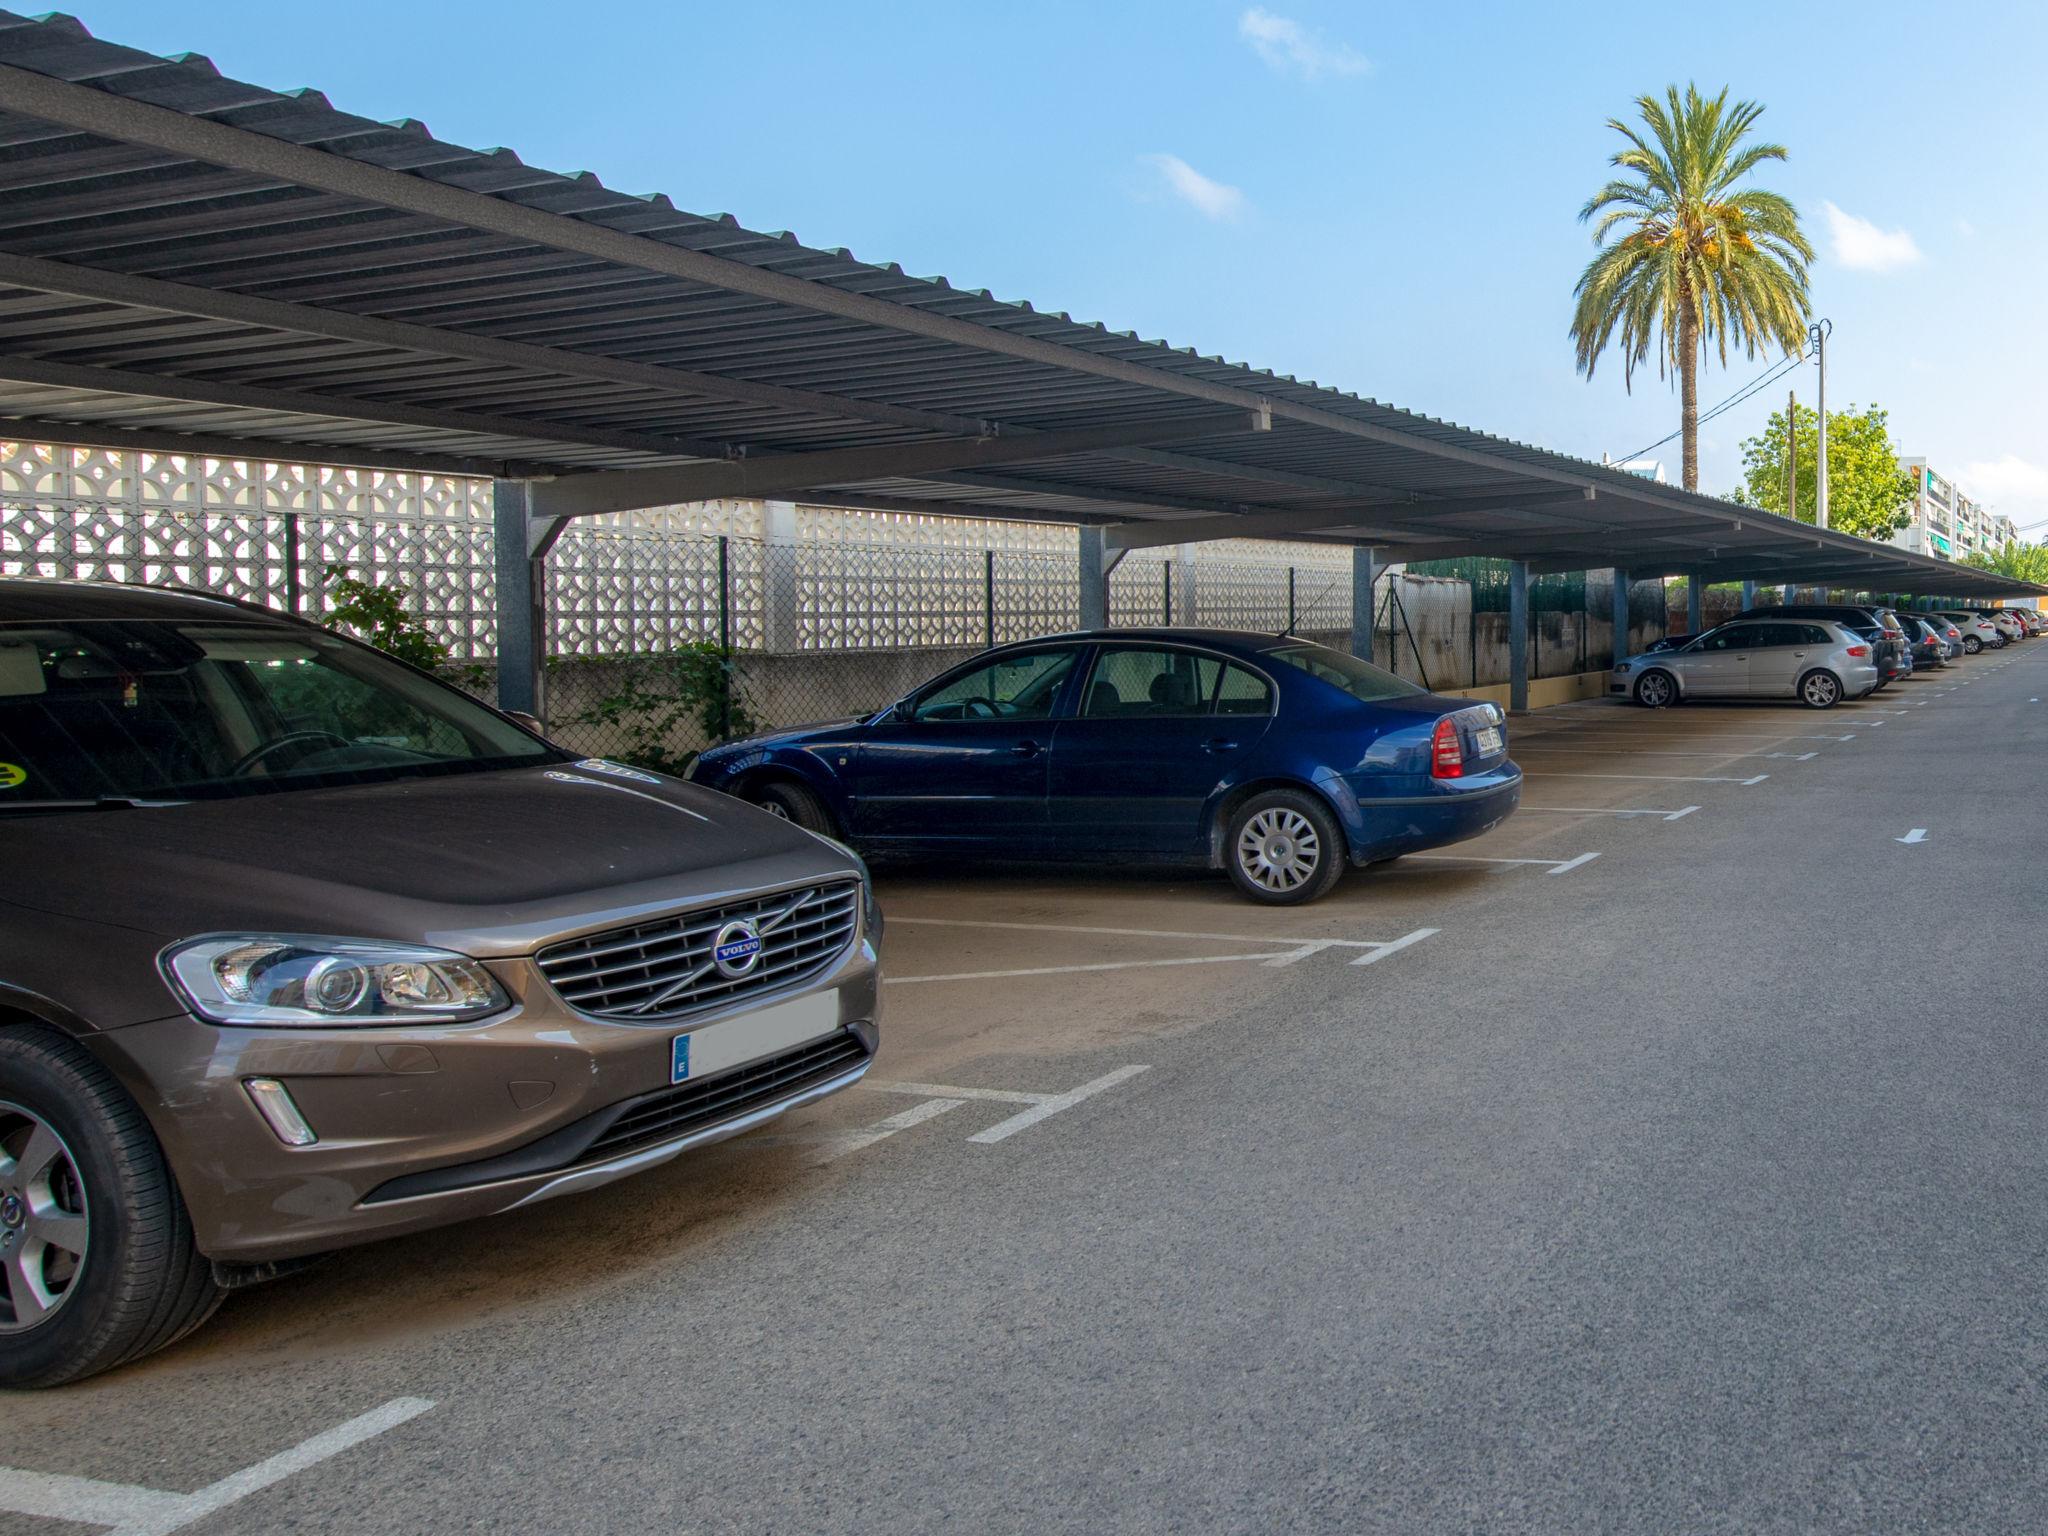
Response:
[1264,642,1423,702]
[0,619,560,807]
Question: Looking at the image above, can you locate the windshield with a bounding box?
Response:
[1264,642,1423,702]
[0,618,560,806]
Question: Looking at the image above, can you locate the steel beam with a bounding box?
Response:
[527,413,1257,520]
[1508,560,1530,713]
[1611,568,1632,663]
[0,415,510,477]
[1103,488,1602,552]
[1350,547,1378,661]
[0,249,992,439]
[492,480,544,716]
[1077,526,1109,631]
[0,352,732,461]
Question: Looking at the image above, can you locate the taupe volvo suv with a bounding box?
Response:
[0,579,880,1386]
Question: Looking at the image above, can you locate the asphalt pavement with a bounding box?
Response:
[4,646,2046,1535]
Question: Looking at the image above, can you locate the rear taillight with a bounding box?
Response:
[1430,716,1464,779]
[1846,645,1868,658]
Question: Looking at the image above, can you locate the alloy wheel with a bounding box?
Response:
[0,1102,90,1334]
[1802,673,1840,708]
[1235,808,1321,894]
[1636,673,1674,708]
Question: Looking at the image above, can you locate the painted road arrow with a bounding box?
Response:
[1896,828,1928,845]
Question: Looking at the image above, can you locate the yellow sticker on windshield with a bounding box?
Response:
[0,763,23,790]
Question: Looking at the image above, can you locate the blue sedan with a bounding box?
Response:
[689,629,1522,904]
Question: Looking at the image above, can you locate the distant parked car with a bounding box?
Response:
[1934,611,2000,653]
[1644,634,1696,654]
[692,629,1522,906]
[1903,617,1949,670]
[1612,618,1878,709]
[1739,604,1905,685]
[1921,617,1965,660]
[1985,610,2029,641]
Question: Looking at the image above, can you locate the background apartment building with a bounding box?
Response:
[1895,458,2016,560]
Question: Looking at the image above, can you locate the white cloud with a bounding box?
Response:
[1823,201,1923,272]
[1141,154,1246,221]
[1238,8,1369,79]
[1961,454,2048,506]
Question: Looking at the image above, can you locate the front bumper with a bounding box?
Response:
[88,935,880,1263]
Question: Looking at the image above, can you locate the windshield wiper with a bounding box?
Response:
[0,796,182,814]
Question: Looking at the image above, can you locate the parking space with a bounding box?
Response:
[4,638,2048,1535]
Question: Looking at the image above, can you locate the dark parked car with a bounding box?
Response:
[1903,617,1949,670]
[0,579,880,1386]
[1738,604,1906,684]
[691,629,1522,906]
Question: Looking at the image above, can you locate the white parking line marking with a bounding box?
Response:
[884,952,1295,984]
[1406,851,1599,875]
[863,1066,1153,1145]
[1528,771,1767,784]
[0,1398,436,1535]
[889,916,1402,951]
[1509,746,1810,759]
[969,1065,1152,1144]
[1524,727,1853,741]
[1896,828,1929,845]
[1516,803,1700,820]
[1348,926,1438,965]
[818,1096,966,1161]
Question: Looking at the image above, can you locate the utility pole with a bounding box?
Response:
[1786,389,1797,520]
[1809,319,1832,530]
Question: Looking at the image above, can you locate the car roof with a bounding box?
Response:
[0,576,295,626]
[991,627,1327,659]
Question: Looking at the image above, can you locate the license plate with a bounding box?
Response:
[1474,725,1503,755]
[672,989,839,1083]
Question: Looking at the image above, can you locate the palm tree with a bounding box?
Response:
[1570,85,1814,492]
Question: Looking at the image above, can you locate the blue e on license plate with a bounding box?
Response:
[1475,725,1503,755]
[670,990,840,1083]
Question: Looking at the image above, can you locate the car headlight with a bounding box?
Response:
[163,935,509,1027]
[1613,662,1632,675]
[808,833,881,942]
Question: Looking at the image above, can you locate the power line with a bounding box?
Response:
[1607,346,1808,468]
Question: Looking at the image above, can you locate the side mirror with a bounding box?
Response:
[504,709,548,738]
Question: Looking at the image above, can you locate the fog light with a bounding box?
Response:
[245,1078,318,1147]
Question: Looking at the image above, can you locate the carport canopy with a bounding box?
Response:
[0,8,2039,706]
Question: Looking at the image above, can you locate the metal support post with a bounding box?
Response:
[983,548,997,649]
[282,511,303,615]
[1508,560,1530,713]
[1287,567,1298,633]
[1349,546,1378,661]
[761,499,800,653]
[491,479,544,717]
[1742,579,1758,609]
[1610,567,1631,663]
[1077,526,1109,630]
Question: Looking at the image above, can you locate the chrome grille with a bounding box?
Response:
[536,881,860,1021]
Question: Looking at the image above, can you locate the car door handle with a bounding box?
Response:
[1200,737,1240,753]
[1010,739,1043,757]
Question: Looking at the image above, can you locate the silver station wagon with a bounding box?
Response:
[1612,618,1880,710]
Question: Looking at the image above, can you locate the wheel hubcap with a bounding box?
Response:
[1237,808,1321,892]
[760,800,789,820]
[0,1103,90,1334]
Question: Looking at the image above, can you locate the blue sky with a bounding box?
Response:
[55,0,2048,529]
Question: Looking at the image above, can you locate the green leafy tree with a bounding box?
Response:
[552,644,758,778]
[1571,85,1814,491]
[1731,402,1916,540]
[318,564,451,671]
[1961,544,2048,584]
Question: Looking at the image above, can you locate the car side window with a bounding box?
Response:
[1700,626,1756,651]
[1080,648,1222,719]
[1214,664,1274,717]
[912,648,1077,722]
[1801,626,1833,646]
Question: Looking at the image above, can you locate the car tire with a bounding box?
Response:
[1632,670,1678,709]
[0,1027,223,1389]
[752,779,837,836]
[1226,789,1346,906]
[1798,670,1843,710]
